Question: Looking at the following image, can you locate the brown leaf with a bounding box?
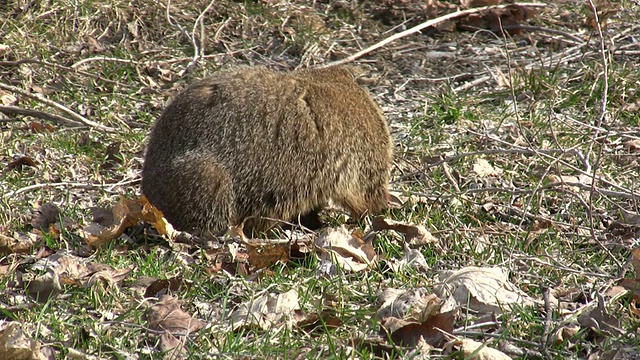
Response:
[26,269,62,302]
[31,203,60,231]
[577,294,621,337]
[83,196,143,247]
[159,333,187,360]
[138,195,179,239]
[457,4,535,35]
[89,207,115,228]
[549,324,580,345]
[0,322,48,360]
[246,240,290,269]
[0,232,38,254]
[383,309,455,348]
[315,226,377,274]
[631,248,640,279]
[624,139,640,153]
[7,156,36,171]
[473,158,502,177]
[372,217,437,247]
[29,122,56,133]
[296,310,343,331]
[146,295,206,335]
[145,278,185,298]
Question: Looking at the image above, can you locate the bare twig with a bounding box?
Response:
[0,59,130,87]
[2,178,140,199]
[319,3,548,68]
[71,56,137,69]
[0,105,86,128]
[0,83,116,132]
[585,0,619,268]
[500,25,586,44]
[463,131,639,199]
[181,0,217,76]
[542,287,553,354]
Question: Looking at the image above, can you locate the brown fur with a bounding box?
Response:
[141,66,392,235]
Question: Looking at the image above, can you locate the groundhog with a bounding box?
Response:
[141,66,392,236]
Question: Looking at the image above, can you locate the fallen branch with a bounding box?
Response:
[0,82,116,132]
[319,3,547,68]
[0,105,86,128]
[0,59,130,87]
[2,177,140,199]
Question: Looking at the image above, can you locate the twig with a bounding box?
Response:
[181,0,217,76]
[318,3,548,68]
[0,83,116,132]
[585,0,619,268]
[0,105,86,128]
[463,130,639,199]
[2,180,137,199]
[500,25,585,44]
[71,56,137,69]
[541,287,553,355]
[0,59,129,87]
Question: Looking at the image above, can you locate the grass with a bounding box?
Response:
[1,0,640,359]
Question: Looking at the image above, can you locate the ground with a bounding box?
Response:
[1,0,640,359]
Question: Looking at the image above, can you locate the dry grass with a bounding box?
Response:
[1,0,639,358]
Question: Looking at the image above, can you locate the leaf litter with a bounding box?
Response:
[0,0,639,358]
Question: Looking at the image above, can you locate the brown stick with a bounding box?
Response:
[0,105,86,128]
[319,3,548,68]
[0,82,116,132]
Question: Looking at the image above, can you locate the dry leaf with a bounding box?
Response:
[83,196,142,247]
[0,90,17,106]
[457,338,512,360]
[577,294,621,337]
[138,195,179,239]
[144,278,185,298]
[550,324,580,345]
[377,288,443,323]
[0,322,48,360]
[619,209,640,227]
[146,295,206,335]
[29,122,56,133]
[159,333,187,360]
[297,310,343,331]
[372,217,436,247]
[435,266,535,314]
[246,240,290,269]
[229,289,300,330]
[382,310,455,348]
[618,248,640,303]
[31,203,60,231]
[31,253,130,289]
[26,269,62,302]
[7,156,36,171]
[457,4,534,34]
[315,226,377,274]
[0,232,38,254]
[624,139,640,153]
[387,245,430,272]
[473,158,502,177]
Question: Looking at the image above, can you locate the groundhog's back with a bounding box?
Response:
[142,66,392,234]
